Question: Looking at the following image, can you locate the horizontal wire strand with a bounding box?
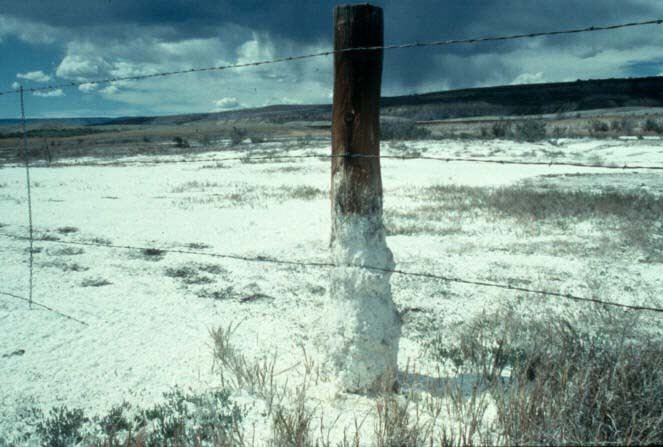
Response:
[2,232,661,314]
[0,290,89,326]
[13,152,663,171]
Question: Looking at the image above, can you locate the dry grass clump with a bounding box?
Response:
[281,186,325,201]
[42,259,89,272]
[164,262,226,285]
[80,277,112,287]
[211,322,285,412]
[46,246,84,256]
[418,184,663,252]
[429,303,663,446]
[137,247,166,261]
[56,226,79,234]
[170,180,223,193]
[423,184,663,221]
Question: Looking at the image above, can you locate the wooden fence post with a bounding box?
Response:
[323,3,400,392]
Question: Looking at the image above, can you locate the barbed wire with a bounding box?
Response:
[3,232,662,314]
[0,290,89,326]
[0,18,661,96]
[12,152,663,171]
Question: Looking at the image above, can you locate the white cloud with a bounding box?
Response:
[11,81,20,90]
[33,89,64,97]
[214,97,241,110]
[51,30,333,115]
[511,72,545,85]
[78,83,98,93]
[17,70,51,83]
[56,48,112,82]
[100,84,119,95]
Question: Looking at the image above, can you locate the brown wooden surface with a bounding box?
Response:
[331,4,384,217]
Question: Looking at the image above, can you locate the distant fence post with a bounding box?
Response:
[323,3,400,393]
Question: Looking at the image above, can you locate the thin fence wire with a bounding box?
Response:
[21,152,663,171]
[0,290,88,326]
[0,18,661,96]
[3,232,662,315]
[19,87,34,308]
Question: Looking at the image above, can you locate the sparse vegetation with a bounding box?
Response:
[80,277,112,287]
[37,232,62,241]
[422,183,663,221]
[230,126,248,145]
[282,185,325,200]
[381,121,432,140]
[196,286,236,300]
[29,388,242,446]
[512,119,547,141]
[590,119,610,135]
[35,406,87,447]
[0,127,105,140]
[87,236,112,245]
[46,247,84,256]
[491,120,509,138]
[428,303,663,446]
[56,226,79,234]
[165,263,226,286]
[644,118,663,134]
[172,136,190,148]
[610,118,635,135]
[170,180,222,193]
[43,260,89,272]
[139,247,166,261]
[187,242,212,250]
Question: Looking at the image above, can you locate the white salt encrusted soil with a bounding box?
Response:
[1,137,662,444]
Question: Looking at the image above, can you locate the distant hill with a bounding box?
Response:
[2,76,662,128]
[381,76,663,121]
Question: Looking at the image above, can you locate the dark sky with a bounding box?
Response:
[1,0,661,117]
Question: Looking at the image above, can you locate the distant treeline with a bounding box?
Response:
[0,128,106,139]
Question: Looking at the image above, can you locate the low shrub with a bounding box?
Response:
[644,118,663,134]
[230,127,247,145]
[491,120,509,138]
[30,389,242,446]
[590,120,609,134]
[610,118,634,135]
[35,406,87,447]
[512,120,547,141]
[173,136,190,148]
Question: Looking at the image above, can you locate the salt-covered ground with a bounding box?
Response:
[1,137,662,444]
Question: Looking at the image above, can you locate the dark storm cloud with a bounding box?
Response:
[4,0,659,43]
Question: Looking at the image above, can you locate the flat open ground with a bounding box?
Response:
[1,137,662,444]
